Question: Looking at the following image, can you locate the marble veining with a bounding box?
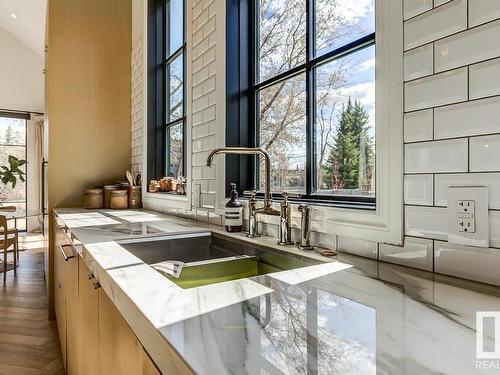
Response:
[55,208,500,375]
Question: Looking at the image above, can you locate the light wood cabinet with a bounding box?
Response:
[54,225,67,368]
[53,213,196,374]
[141,349,162,375]
[66,249,79,375]
[98,289,143,375]
[54,220,78,373]
[47,0,132,322]
[77,258,99,375]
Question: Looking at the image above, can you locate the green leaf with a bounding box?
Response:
[0,155,26,188]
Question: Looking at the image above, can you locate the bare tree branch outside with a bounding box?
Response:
[257,0,375,197]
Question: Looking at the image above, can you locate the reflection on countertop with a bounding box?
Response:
[54,208,500,375]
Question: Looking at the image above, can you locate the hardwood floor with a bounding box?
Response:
[0,245,64,375]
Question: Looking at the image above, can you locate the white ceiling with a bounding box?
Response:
[0,0,47,56]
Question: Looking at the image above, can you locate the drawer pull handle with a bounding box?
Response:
[85,271,94,280]
[90,281,101,290]
[59,244,75,262]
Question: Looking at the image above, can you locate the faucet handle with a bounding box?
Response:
[243,190,257,199]
[243,190,258,207]
[281,191,289,205]
[298,204,313,212]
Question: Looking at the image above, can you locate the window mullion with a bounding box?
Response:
[305,0,314,196]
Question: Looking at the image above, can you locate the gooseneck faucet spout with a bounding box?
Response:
[206,147,274,210]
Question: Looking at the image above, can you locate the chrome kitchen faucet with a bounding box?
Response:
[206,147,280,238]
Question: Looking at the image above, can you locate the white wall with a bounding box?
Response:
[0,26,44,112]
[132,0,144,46]
[134,0,500,286]
[0,26,44,232]
[131,0,144,175]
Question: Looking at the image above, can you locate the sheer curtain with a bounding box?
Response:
[28,114,44,232]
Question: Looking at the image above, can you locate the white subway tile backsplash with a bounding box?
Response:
[131,39,144,175]
[405,174,434,206]
[404,0,467,50]
[470,134,500,171]
[404,0,432,20]
[192,139,203,153]
[434,0,452,6]
[490,211,500,248]
[468,0,500,28]
[404,109,433,142]
[192,166,203,179]
[337,236,378,259]
[434,96,500,139]
[435,241,500,286]
[405,139,468,173]
[435,20,500,72]
[469,58,500,99]
[202,165,216,179]
[405,206,448,240]
[379,237,434,271]
[404,44,433,81]
[404,68,467,111]
[435,173,500,208]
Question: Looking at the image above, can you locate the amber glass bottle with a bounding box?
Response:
[225,183,243,232]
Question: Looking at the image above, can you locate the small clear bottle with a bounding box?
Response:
[225,183,243,232]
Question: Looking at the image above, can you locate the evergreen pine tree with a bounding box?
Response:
[322,98,374,191]
[4,124,13,145]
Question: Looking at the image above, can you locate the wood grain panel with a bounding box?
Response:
[47,0,132,319]
[141,349,162,375]
[98,289,142,375]
[77,257,99,375]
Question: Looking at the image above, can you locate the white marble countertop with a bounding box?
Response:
[54,208,500,375]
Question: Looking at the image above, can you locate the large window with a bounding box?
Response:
[227,0,376,205]
[147,0,185,183]
[0,113,27,230]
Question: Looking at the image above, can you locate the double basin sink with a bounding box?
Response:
[118,232,319,289]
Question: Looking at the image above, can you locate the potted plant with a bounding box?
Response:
[0,155,26,190]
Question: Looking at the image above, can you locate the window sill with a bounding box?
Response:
[240,194,376,211]
[142,191,191,210]
[225,196,398,244]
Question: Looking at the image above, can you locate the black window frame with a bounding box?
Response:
[147,0,186,184]
[226,0,376,208]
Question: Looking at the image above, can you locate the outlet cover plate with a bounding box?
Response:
[447,186,489,247]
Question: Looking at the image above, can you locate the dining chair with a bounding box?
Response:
[0,213,19,283]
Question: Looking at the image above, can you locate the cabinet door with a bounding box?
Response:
[77,257,99,375]
[98,289,142,375]
[54,227,67,369]
[65,248,78,375]
[141,349,161,375]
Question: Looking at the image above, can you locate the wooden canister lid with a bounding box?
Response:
[85,188,103,194]
[103,184,120,190]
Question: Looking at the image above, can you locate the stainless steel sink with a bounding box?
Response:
[118,232,233,264]
[119,232,320,289]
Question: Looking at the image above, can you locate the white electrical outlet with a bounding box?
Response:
[457,200,475,213]
[448,187,489,247]
[457,200,476,233]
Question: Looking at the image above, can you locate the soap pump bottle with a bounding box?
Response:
[225,183,243,232]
